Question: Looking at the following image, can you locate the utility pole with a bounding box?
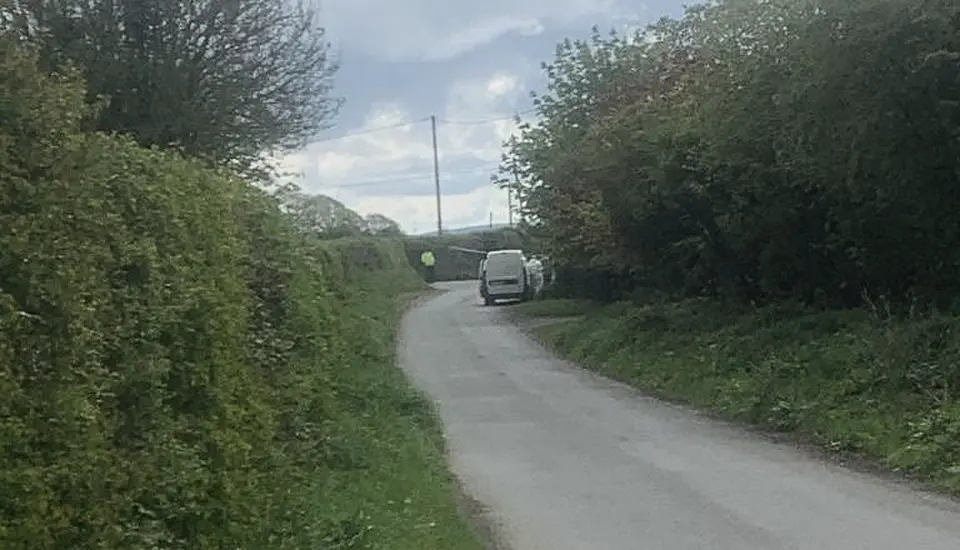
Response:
[430,115,443,236]
[489,211,493,228]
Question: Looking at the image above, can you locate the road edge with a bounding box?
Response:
[504,307,960,511]
[396,285,514,550]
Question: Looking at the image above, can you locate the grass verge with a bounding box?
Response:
[508,298,598,318]
[511,298,960,496]
[316,272,483,550]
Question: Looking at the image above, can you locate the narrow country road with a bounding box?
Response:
[398,282,960,550]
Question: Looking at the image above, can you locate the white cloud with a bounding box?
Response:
[430,17,546,60]
[319,0,629,61]
[280,71,532,233]
[486,73,518,99]
[278,0,659,233]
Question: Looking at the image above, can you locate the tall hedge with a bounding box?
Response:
[499,0,960,308]
[0,38,407,549]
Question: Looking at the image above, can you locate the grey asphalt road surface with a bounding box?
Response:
[398,281,960,550]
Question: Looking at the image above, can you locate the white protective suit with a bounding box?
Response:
[524,257,545,299]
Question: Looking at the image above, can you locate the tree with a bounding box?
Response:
[498,0,960,306]
[280,192,365,237]
[363,213,403,236]
[494,26,698,299]
[279,192,402,239]
[7,0,340,179]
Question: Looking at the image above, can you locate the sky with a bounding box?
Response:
[280,0,686,234]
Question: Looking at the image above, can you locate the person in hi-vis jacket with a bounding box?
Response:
[420,250,436,282]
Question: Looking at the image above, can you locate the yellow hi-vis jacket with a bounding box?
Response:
[420,250,436,267]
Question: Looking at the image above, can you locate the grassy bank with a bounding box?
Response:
[512,299,960,495]
[314,266,483,550]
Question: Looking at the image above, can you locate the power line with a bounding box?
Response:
[437,109,536,125]
[310,117,430,143]
[305,108,538,144]
[319,164,500,190]
[302,108,536,235]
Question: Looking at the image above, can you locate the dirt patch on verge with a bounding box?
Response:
[453,479,512,550]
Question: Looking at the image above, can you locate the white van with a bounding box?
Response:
[480,249,529,306]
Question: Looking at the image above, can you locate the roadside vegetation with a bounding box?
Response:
[516,299,960,494]
[0,9,481,550]
[308,261,484,550]
[500,0,960,495]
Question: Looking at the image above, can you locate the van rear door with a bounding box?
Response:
[484,252,525,298]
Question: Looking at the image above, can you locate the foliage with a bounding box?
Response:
[363,213,403,236]
[6,0,340,180]
[498,0,960,308]
[279,190,404,238]
[310,269,484,550]
[281,191,367,237]
[0,38,480,549]
[502,0,960,496]
[527,299,960,494]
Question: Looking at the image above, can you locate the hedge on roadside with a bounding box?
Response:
[0,37,427,549]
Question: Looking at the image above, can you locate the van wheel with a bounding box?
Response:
[484,296,495,306]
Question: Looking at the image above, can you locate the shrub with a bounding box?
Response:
[0,37,470,549]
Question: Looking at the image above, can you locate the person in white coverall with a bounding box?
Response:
[525,257,545,299]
